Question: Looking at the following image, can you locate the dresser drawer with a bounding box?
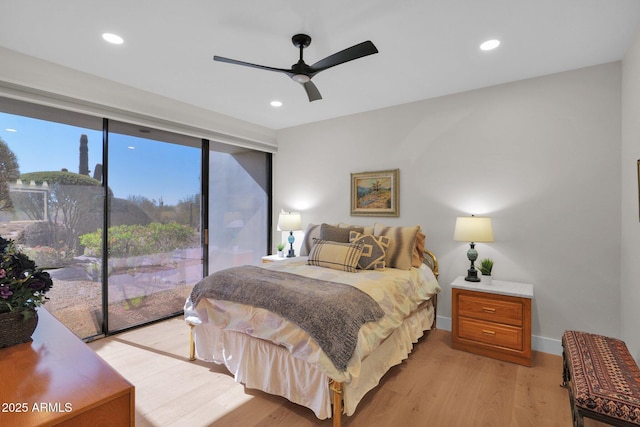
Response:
[457,293,523,326]
[458,316,524,351]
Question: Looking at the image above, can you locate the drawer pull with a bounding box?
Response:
[482,307,496,313]
[482,330,496,336]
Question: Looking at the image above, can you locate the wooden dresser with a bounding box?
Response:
[451,276,533,366]
[0,308,134,426]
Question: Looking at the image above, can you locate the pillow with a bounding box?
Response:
[373,224,421,270]
[299,223,322,256]
[413,231,426,268]
[349,231,390,270]
[320,223,363,243]
[307,238,364,273]
[339,223,375,235]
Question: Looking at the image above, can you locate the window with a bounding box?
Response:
[208,150,270,272]
[0,97,271,338]
[1,100,104,338]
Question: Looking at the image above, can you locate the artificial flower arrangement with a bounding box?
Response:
[0,235,53,320]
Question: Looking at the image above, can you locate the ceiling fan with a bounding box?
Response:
[213,34,379,102]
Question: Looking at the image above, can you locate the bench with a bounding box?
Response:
[562,330,640,427]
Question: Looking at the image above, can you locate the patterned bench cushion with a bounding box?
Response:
[562,330,640,425]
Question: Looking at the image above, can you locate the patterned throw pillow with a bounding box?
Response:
[307,239,364,273]
[373,224,421,270]
[349,231,390,270]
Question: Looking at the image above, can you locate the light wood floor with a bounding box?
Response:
[89,317,607,427]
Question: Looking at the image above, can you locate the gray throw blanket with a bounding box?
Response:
[189,265,384,371]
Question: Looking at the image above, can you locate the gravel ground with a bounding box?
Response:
[45,278,193,338]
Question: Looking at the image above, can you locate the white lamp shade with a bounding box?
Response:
[278,212,302,231]
[453,216,494,243]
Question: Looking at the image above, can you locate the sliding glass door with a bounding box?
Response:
[104,121,203,332]
[0,97,270,338]
[0,102,105,338]
[208,149,269,272]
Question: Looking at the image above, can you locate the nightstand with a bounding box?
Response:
[451,276,533,366]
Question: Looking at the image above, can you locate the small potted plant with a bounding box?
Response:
[480,258,494,285]
[276,243,286,257]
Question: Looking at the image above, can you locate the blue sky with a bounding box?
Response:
[0,112,200,205]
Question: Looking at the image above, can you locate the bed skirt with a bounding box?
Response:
[190,299,435,419]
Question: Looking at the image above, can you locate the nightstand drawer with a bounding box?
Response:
[458,317,523,351]
[457,293,523,326]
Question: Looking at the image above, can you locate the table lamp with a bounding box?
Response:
[453,215,494,282]
[278,212,302,257]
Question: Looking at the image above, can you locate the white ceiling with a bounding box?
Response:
[1,0,640,130]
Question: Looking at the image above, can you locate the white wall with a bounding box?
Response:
[0,47,276,152]
[621,31,640,360]
[274,62,622,354]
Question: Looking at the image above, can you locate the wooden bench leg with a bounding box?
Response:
[566,384,583,427]
[561,348,569,388]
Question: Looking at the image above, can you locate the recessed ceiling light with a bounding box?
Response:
[270,100,283,107]
[102,33,124,45]
[480,39,500,51]
[5,128,16,132]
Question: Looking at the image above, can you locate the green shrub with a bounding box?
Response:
[22,245,74,269]
[79,222,195,258]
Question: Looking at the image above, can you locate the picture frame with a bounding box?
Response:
[351,169,399,217]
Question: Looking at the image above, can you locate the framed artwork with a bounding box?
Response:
[351,169,399,217]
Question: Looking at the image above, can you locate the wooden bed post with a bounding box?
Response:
[330,380,343,427]
[189,323,196,361]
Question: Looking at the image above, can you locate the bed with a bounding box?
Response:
[184,223,441,426]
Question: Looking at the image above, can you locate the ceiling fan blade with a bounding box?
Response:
[309,41,378,76]
[213,56,294,77]
[302,81,322,102]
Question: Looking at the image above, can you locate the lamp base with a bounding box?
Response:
[464,242,480,282]
[287,231,296,258]
[464,270,481,282]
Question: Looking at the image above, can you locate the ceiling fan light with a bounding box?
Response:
[292,74,310,83]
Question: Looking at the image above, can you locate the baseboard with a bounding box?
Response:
[435,315,452,332]
[533,335,562,356]
[435,315,563,356]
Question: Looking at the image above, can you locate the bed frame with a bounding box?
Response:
[188,249,438,427]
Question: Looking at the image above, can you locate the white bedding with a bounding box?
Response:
[184,257,441,418]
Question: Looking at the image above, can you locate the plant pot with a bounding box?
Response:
[481,274,492,286]
[0,310,38,348]
[277,250,284,257]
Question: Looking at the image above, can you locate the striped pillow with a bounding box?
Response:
[307,239,364,273]
[349,231,390,270]
[412,231,426,268]
[373,224,421,270]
